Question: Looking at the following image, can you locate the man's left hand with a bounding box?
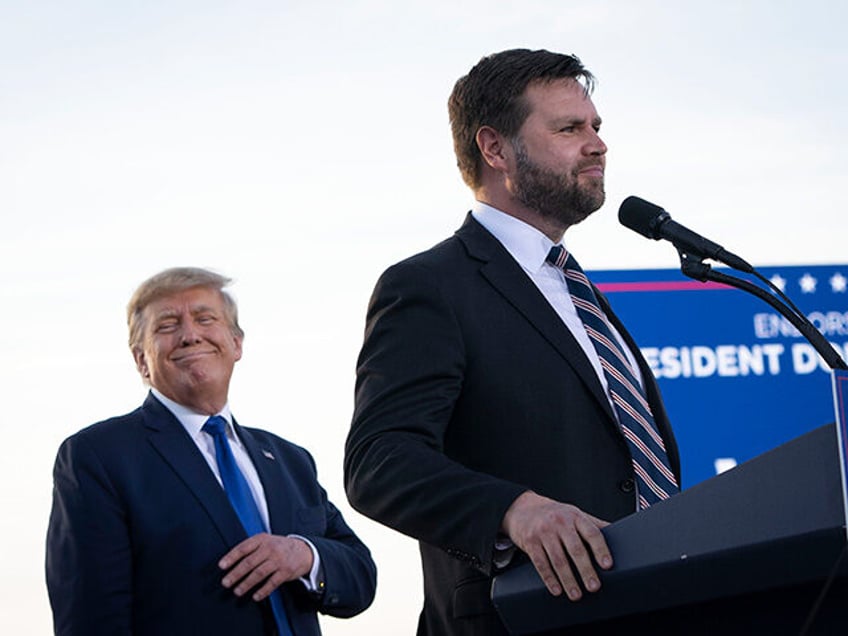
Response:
[219,533,314,601]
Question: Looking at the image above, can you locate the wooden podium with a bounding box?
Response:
[491,424,848,635]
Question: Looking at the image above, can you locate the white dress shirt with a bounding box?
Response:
[151,388,321,590]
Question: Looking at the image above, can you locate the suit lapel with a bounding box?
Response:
[237,423,292,535]
[141,393,247,547]
[455,214,617,425]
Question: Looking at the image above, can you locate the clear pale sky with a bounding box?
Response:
[2,1,846,633]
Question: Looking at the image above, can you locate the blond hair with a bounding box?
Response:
[127,267,244,353]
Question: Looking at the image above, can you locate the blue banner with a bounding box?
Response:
[589,264,848,487]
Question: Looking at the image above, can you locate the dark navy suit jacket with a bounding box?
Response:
[47,393,376,635]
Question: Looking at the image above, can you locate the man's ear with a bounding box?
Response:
[233,335,243,363]
[475,126,511,174]
[132,348,150,379]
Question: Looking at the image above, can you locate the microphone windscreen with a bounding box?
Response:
[618,196,666,239]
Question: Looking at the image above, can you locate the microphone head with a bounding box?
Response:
[618,196,669,240]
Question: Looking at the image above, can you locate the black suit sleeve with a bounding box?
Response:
[344,261,526,575]
[46,434,132,636]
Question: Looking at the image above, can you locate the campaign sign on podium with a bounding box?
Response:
[589,263,848,486]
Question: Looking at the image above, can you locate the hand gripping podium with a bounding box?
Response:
[491,424,848,635]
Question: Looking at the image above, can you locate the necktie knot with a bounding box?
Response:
[547,245,587,280]
[203,415,228,438]
[546,245,570,271]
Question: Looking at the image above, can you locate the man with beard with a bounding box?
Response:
[344,49,681,635]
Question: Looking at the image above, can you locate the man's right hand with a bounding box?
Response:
[501,491,613,600]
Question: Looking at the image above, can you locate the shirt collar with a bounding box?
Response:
[150,388,234,439]
[471,201,565,273]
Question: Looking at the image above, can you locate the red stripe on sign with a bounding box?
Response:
[595,281,733,292]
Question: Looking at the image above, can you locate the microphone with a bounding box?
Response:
[618,196,754,273]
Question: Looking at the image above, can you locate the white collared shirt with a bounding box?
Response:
[151,388,321,590]
[471,202,646,414]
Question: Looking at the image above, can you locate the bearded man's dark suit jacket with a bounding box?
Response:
[344,214,680,636]
[47,393,377,636]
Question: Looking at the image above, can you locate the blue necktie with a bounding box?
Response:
[203,416,294,636]
[547,246,679,509]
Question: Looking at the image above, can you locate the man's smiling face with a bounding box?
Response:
[133,286,243,414]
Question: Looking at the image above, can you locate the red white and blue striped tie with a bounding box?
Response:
[547,245,679,509]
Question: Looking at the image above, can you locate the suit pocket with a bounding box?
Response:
[296,505,327,535]
[452,575,494,618]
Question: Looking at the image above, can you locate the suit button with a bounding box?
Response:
[619,478,635,493]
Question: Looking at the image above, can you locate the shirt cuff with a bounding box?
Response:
[289,534,323,592]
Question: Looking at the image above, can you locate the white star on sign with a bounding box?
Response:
[799,273,817,293]
[769,274,787,292]
[831,272,847,293]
